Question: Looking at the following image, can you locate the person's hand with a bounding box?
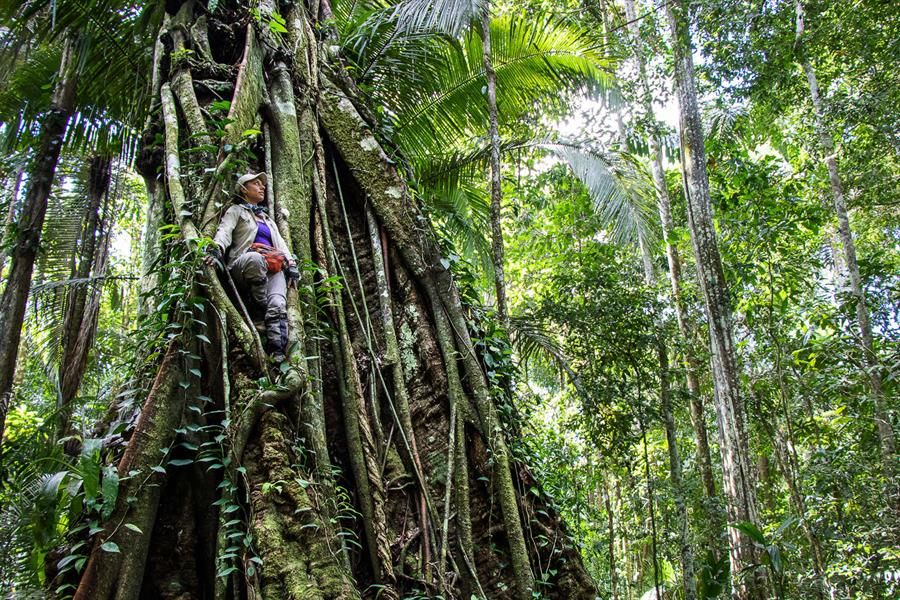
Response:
[285,263,300,289]
[205,246,224,270]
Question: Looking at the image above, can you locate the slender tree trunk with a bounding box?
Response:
[639,239,698,600]
[638,411,662,600]
[0,163,25,279]
[773,427,826,598]
[621,0,719,511]
[57,155,113,442]
[604,476,619,600]
[615,477,632,600]
[71,4,594,599]
[794,0,897,492]
[657,341,699,600]
[761,264,828,597]
[0,37,78,448]
[664,3,767,598]
[480,7,509,329]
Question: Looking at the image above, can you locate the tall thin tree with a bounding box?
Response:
[0,37,78,447]
[480,5,509,328]
[56,154,113,443]
[620,0,719,510]
[664,1,767,598]
[793,0,897,493]
[638,234,698,600]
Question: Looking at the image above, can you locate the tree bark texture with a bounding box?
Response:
[72,3,595,599]
[0,37,79,448]
[664,2,767,599]
[480,7,509,330]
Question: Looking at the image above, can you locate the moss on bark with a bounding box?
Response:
[247,411,356,600]
[72,4,600,599]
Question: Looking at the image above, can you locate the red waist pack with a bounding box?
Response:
[250,243,287,273]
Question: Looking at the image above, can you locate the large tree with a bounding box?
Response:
[67,1,596,598]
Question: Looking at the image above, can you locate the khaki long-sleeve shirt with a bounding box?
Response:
[213,204,293,268]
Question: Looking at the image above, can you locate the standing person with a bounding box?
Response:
[206,172,299,362]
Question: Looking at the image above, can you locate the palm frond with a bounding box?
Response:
[0,462,71,593]
[541,142,658,247]
[704,102,749,145]
[0,0,162,158]
[25,155,104,373]
[509,314,566,368]
[414,134,655,248]
[333,0,394,39]
[414,135,531,186]
[379,13,613,158]
[389,0,487,37]
[508,314,589,399]
[422,172,491,268]
[344,12,452,87]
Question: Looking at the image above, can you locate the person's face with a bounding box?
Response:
[242,178,266,204]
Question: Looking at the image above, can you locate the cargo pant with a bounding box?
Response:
[229,251,288,356]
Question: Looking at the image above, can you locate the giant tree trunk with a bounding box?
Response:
[0,37,78,448]
[664,2,766,599]
[70,2,594,599]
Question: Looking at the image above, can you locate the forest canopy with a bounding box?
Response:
[0,0,896,599]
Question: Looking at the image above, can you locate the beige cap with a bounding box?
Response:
[235,172,268,195]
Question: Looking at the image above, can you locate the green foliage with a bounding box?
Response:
[375,13,610,157]
[0,436,124,595]
[336,2,619,276]
[0,0,165,158]
[0,1,898,598]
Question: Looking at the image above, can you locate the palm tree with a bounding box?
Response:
[0,35,80,449]
[0,0,159,449]
[346,0,612,332]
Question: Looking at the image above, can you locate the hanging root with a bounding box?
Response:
[315,178,398,597]
[319,73,534,598]
[168,2,212,150]
[73,343,184,600]
[366,208,456,592]
[160,82,268,370]
[229,369,304,465]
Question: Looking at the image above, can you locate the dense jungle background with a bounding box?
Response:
[0,0,897,599]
